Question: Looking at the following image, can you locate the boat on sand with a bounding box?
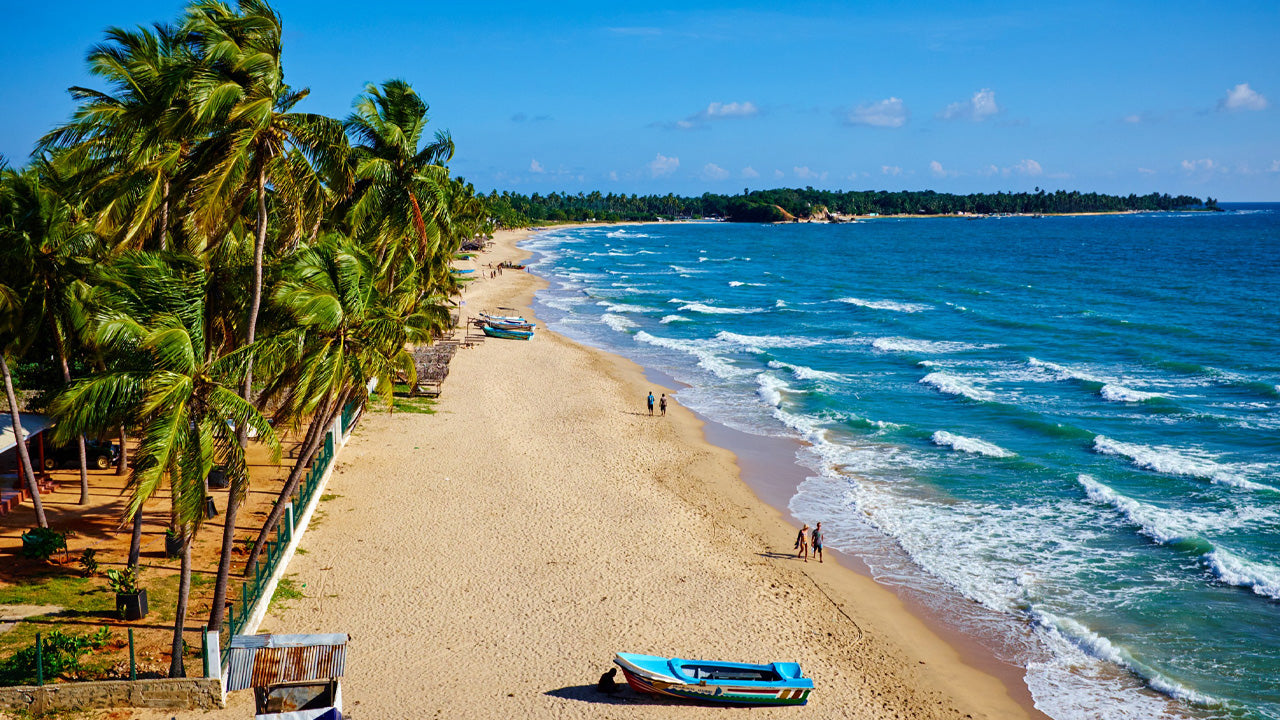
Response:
[613,652,813,706]
[482,325,533,340]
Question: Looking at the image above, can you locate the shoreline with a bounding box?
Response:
[514,228,1051,717]
[122,226,1041,719]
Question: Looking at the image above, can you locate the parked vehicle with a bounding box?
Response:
[42,440,118,470]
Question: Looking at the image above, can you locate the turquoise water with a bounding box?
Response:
[521,205,1280,720]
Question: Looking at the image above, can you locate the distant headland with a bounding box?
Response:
[484,187,1218,225]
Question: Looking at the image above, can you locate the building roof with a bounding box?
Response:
[0,413,51,456]
[225,634,349,692]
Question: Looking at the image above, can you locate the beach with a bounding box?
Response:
[120,227,1035,719]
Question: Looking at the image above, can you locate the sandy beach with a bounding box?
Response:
[119,227,1038,720]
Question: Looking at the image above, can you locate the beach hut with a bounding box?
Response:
[225,633,349,719]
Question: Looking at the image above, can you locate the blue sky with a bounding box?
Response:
[2,1,1276,199]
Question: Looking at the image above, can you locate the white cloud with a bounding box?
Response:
[940,88,1000,121]
[703,101,758,119]
[773,169,785,179]
[793,166,827,181]
[648,153,679,177]
[846,97,908,128]
[1220,83,1268,112]
[1270,160,1280,172]
[1123,114,1142,124]
[881,165,902,176]
[529,159,544,173]
[929,160,952,177]
[1012,158,1043,176]
[741,166,760,179]
[1137,167,1157,175]
[1181,158,1215,172]
[608,170,619,181]
[701,163,730,180]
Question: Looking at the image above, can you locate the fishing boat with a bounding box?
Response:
[480,312,527,324]
[482,325,533,340]
[486,318,534,331]
[613,652,812,706]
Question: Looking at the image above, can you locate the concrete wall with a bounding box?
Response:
[0,677,224,714]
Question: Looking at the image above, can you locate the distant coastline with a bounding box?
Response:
[484,186,1216,226]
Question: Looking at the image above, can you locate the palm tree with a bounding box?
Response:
[237,233,427,578]
[51,251,279,676]
[344,79,453,264]
[2,160,102,504]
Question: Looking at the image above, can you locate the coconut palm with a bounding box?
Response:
[344,79,453,265]
[1,159,103,504]
[51,251,279,676]
[237,233,428,579]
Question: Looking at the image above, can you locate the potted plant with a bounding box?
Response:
[164,526,183,558]
[107,566,147,620]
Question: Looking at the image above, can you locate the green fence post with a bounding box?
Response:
[35,632,43,686]
[201,626,209,678]
[241,582,249,615]
[128,628,136,680]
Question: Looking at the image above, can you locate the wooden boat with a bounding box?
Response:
[482,325,533,340]
[613,652,812,706]
[480,312,527,324]
[485,318,534,331]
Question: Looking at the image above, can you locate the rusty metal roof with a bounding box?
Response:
[225,633,348,692]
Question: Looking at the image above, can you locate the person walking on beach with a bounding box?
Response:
[647,391,655,416]
[811,522,824,563]
[659,394,667,416]
[795,523,810,561]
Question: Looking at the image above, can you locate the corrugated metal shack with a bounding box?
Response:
[226,633,349,718]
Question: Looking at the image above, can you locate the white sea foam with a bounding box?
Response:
[1099,384,1165,402]
[600,313,636,333]
[1091,436,1278,492]
[931,431,1015,458]
[920,372,996,402]
[756,373,791,408]
[775,299,787,308]
[659,314,690,324]
[767,360,843,381]
[633,331,747,379]
[1206,548,1280,600]
[728,280,767,287]
[668,264,706,274]
[873,337,994,353]
[836,297,930,313]
[1079,475,1201,544]
[595,301,661,314]
[715,331,826,350]
[1028,357,1109,384]
[678,302,764,315]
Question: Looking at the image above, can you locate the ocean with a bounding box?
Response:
[519,204,1280,720]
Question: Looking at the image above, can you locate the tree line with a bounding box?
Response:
[1,0,486,677]
[483,187,1213,225]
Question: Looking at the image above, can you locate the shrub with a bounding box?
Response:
[20,528,67,561]
[0,627,112,685]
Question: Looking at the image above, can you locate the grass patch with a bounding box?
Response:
[0,574,97,607]
[319,494,341,502]
[295,547,308,555]
[269,576,305,612]
[391,396,437,414]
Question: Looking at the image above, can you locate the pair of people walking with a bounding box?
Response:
[646,391,667,416]
[794,522,823,563]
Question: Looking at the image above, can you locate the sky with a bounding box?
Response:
[1,1,1277,200]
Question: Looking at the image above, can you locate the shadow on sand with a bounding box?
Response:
[544,684,683,707]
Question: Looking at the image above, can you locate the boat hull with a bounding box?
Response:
[614,653,811,706]
[482,325,533,340]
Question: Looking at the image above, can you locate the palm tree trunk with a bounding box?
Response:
[239,166,268,424]
[128,507,143,568]
[2,353,46,528]
[169,537,192,678]
[241,390,348,576]
[117,425,128,475]
[207,474,244,632]
[52,322,89,504]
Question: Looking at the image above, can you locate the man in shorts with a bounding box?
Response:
[811,522,824,563]
[647,391,655,415]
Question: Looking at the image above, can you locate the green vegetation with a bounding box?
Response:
[269,576,306,611]
[1,0,487,679]
[483,187,1212,225]
[20,528,68,561]
[0,627,112,686]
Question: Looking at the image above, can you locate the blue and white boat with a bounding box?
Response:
[482,325,533,340]
[613,652,812,705]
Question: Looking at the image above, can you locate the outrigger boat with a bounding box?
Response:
[482,325,533,340]
[613,652,812,706]
[479,312,527,324]
[486,318,534,331]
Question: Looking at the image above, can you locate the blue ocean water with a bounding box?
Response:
[521,205,1280,720]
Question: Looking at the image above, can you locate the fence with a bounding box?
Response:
[221,401,358,649]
